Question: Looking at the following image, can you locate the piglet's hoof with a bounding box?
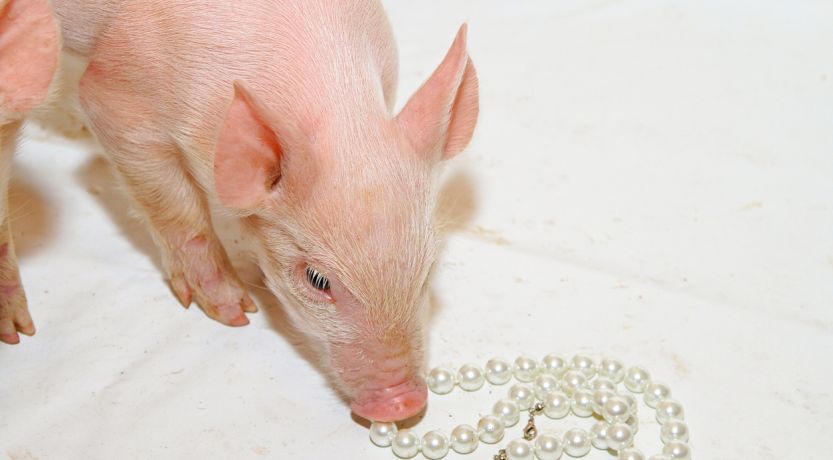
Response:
[167,266,257,327]
[164,234,257,327]
[0,282,35,345]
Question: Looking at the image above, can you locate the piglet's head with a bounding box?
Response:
[213,25,478,422]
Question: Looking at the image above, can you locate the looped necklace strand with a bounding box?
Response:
[368,354,692,460]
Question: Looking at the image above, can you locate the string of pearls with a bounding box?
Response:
[368,354,691,460]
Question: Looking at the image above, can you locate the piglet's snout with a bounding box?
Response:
[350,377,427,422]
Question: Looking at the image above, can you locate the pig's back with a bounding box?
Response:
[76,0,396,184]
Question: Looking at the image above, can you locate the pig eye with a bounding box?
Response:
[305,266,330,291]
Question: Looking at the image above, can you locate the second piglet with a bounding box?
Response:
[0,0,61,345]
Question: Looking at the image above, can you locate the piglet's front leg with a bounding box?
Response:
[123,172,258,327]
[79,96,255,327]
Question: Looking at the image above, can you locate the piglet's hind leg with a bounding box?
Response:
[0,122,34,344]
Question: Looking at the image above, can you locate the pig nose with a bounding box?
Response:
[350,378,428,422]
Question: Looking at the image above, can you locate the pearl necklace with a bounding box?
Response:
[368,354,692,460]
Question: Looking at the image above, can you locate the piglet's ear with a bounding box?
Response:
[214,82,283,209]
[0,0,60,116]
[396,24,479,161]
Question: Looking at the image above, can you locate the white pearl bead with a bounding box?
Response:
[648,456,671,460]
[618,447,646,460]
[570,389,595,417]
[534,431,564,460]
[570,354,596,378]
[592,389,616,414]
[533,374,560,400]
[427,367,456,395]
[506,438,534,460]
[509,384,535,410]
[602,396,631,424]
[599,358,625,383]
[644,382,671,408]
[562,428,591,457]
[542,354,568,377]
[660,420,690,443]
[485,358,513,385]
[605,422,634,451]
[621,393,638,416]
[477,415,505,444]
[392,430,421,459]
[624,366,651,393]
[662,441,691,459]
[589,421,609,450]
[492,399,521,427]
[450,424,478,454]
[369,421,397,447]
[591,377,617,392]
[513,356,539,382]
[655,399,685,423]
[543,390,571,419]
[421,431,449,460]
[560,370,586,396]
[457,364,485,391]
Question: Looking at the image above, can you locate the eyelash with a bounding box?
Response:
[305,266,331,291]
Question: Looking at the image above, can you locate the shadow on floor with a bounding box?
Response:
[8,163,57,258]
[435,168,478,234]
[74,155,161,270]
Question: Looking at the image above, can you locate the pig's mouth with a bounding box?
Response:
[350,378,428,422]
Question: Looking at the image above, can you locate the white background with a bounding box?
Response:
[2,0,832,459]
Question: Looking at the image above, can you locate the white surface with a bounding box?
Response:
[2,1,832,459]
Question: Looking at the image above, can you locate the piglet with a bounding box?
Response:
[48,0,479,422]
[0,0,61,345]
